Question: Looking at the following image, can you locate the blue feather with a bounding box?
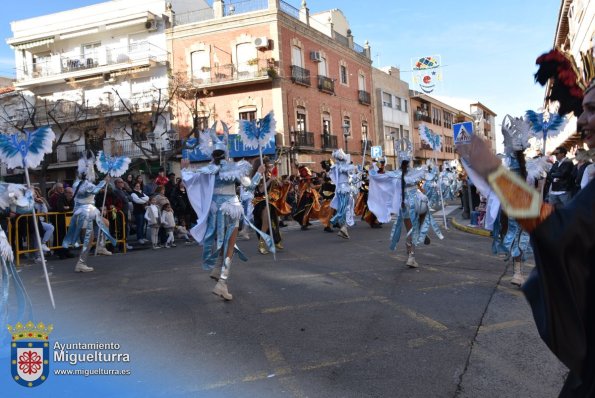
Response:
[0,126,54,169]
[239,111,276,150]
[96,151,131,177]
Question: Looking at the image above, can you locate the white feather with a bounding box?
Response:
[0,227,14,262]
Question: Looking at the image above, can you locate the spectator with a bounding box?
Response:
[48,182,64,211]
[170,180,190,227]
[135,175,144,192]
[32,188,53,254]
[144,196,160,250]
[165,172,176,199]
[155,167,169,186]
[125,174,135,188]
[152,185,170,245]
[160,203,176,248]
[546,146,574,207]
[143,174,157,196]
[54,187,74,259]
[113,178,133,250]
[130,182,149,244]
[573,148,592,195]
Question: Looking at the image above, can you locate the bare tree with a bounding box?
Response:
[0,91,91,193]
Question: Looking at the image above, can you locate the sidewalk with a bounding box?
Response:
[449,208,492,238]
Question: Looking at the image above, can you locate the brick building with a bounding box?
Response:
[167,0,373,174]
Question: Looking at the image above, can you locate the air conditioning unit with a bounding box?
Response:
[310,51,322,62]
[145,19,157,31]
[254,37,269,49]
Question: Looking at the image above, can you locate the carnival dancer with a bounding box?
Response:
[355,160,383,228]
[252,157,291,254]
[182,124,271,301]
[62,151,116,273]
[317,161,336,232]
[329,149,358,239]
[368,139,427,267]
[293,165,321,230]
[417,161,444,245]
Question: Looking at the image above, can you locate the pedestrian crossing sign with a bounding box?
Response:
[371,146,382,158]
[453,122,474,145]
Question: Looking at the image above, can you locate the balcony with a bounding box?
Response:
[291,65,311,87]
[295,131,314,147]
[191,59,274,89]
[414,112,432,123]
[321,134,338,150]
[358,90,371,105]
[17,42,167,88]
[317,75,335,95]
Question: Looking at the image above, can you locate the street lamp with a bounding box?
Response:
[342,122,350,152]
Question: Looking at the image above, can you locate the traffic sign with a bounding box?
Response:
[370,146,382,158]
[453,122,474,145]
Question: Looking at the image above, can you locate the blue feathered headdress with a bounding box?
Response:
[0,126,55,169]
[96,151,131,178]
[238,111,276,150]
[525,110,566,141]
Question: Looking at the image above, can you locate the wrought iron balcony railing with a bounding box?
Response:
[317,75,335,95]
[291,65,311,86]
[321,134,338,149]
[358,90,371,105]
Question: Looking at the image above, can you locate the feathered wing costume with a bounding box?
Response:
[62,151,116,271]
[329,149,357,238]
[368,139,430,261]
[182,123,274,275]
[0,126,56,307]
[0,184,33,345]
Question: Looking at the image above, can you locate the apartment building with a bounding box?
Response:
[4,0,199,181]
[410,91,471,165]
[168,0,374,173]
[372,66,412,169]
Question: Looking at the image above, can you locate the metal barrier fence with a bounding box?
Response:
[10,210,127,266]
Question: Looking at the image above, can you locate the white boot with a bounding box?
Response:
[337,225,350,239]
[96,236,112,256]
[212,280,233,301]
[406,254,419,268]
[510,261,524,286]
[74,259,94,273]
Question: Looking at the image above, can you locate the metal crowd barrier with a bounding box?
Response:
[10,210,127,266]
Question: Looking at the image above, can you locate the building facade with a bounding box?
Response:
[4,0,199,182]
[410,91,470,165]
[168,0,374,174]
[372,66,412,169]
[469,102,497,153]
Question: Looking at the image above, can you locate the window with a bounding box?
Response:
[296,109,306,132]
[358,74,366,91]
[236,42,256,73]
[432,108,442,125]
[291,46,303,67]
[361,122,368,139]
[322,114,331,135]
[239,109,256,121]
[340,65,347,84]
[82,42,100,62]
[394,96,402,111]
[403,99,408,113]
[318,57,327,77]
[403,129,410,141]
[191,50,210,80]
[382,92,392,108]
[343,117,351,137]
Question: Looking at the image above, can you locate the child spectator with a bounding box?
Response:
[175,222,193,244]
[160,203,176,248]
[144,197,161,249]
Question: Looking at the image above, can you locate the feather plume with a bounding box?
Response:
[239,111,276,150]
[96,151,131,177]
[525,110,566,139]
[0,126,55,169]
[419,123,442,151]
[198,122,219,157]
[502,115,531,154]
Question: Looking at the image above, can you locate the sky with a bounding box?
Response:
[0,0,562,147]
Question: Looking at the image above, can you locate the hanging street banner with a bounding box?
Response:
[183,133,276,162]
[411,55,443,94]
[453,122,474,145]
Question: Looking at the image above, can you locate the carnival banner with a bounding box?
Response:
[183,133,276,162]
[411,55,443,94]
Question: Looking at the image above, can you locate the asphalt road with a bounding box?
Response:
[5,211,566,397]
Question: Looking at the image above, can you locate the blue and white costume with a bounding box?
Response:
[182,123,272,301]
[329,149,357,239]
[62,152,115,272]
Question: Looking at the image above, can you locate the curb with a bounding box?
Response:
[450,217,491,238]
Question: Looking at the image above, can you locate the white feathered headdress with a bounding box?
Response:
[199,122,228,158]
[78,150,96,182]
[395,138,413,165]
